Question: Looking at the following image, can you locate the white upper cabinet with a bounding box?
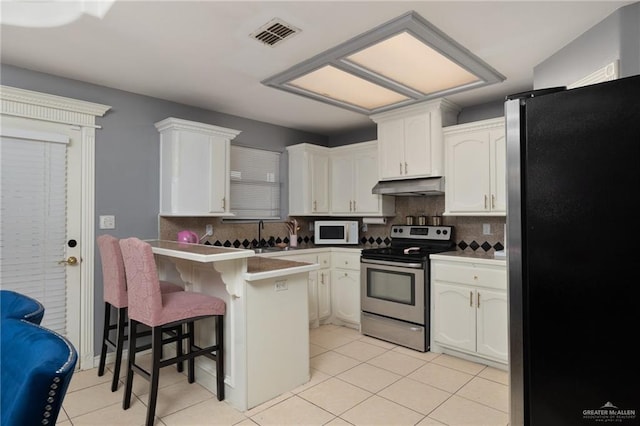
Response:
[370,99,460,181]
[156,117,240,216]
[287,143,330,215]
[330,141,395,216]
[443,117,506,216]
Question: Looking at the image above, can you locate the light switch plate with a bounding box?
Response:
[482,223,491,235]
[99,215,115,229]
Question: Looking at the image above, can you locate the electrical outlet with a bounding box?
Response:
[482,223,491,235]
[275,281,287,291]
[205,224,213,236]
[99,215,115,229]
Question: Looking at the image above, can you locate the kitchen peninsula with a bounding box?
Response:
[147,240,319,411]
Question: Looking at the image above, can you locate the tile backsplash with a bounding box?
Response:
[159,195,505,254]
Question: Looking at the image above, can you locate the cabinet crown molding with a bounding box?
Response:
[155,117,241,139]
[443,117,505,135]
[369,97,460,123]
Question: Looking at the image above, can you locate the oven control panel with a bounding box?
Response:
[390,225,453,240]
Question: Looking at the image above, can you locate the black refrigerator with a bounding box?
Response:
[506,74,640,426]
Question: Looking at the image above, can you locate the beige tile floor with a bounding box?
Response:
[58,324,509,425]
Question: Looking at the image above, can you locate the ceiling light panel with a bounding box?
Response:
[346,32,480,95]
[288,65,409,110]
[262,11,505,115]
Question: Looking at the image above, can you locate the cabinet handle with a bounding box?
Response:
[320,273,324,285]
[470,291,473,307]
[491,194,496,209]
[353,200,356,211]
[477,292,481,308]
[313,200,317,211]
[399,162,403,175]
[222,197,225,210]
[344,272,348,277]
[484,195,488,209]
[404,162,408,174]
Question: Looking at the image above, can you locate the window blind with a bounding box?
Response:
[0,132,68,335]
[230,145,281,219]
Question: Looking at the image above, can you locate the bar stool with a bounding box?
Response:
[96,234,184,392]
[119,237,225,426]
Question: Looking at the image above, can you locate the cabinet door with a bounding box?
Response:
[318,269,331,320]
[311,153,330,213]
[476,288,508,362]
[489,128,507,213]
[403,113,432,177]
[209,137,229,213]
[445,131,491,213]
[353,149,380,214]
[330,153,355,214]
[308,270,319,324]
[331,270,360,324]
[432,282,476,352]
[378,119,405,180]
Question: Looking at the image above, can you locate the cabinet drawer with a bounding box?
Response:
[331,251,361,270]
[432,261,506,290]
[317,252,331,268]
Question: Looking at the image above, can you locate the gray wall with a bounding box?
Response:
[534,2,640,87]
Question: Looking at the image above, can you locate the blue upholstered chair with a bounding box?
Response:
[0,289,45,324]
[0,318,77,426]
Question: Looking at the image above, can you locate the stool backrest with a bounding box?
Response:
[97,234,129,308]
[118,237,164,325]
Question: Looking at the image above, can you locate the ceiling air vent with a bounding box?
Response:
[251,18,300,47]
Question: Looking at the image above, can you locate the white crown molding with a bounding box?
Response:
[568,61,619,89]
[0,85,110,127]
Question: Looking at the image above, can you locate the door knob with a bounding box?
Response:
[58,256,78,265]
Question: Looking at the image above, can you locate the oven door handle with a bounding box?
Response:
[360,258,424,269]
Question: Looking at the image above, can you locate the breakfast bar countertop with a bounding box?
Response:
[244,256,320,281]
[146,239,255,262]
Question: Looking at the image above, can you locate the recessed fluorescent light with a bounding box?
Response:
[262,11,505,115]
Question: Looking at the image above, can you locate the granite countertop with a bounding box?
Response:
[244,256,320,281]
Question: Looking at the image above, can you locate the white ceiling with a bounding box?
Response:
[0,1,632,135]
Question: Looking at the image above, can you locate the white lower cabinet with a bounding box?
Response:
[269,250,331,328]
[330,250,361,327]
[261,248,361,329]
[316,253,331,324]
[431,255,508,366]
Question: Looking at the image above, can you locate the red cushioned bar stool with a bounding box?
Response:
[119,237,225,426]
[96,234,184,392]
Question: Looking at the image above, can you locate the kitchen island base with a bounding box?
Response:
[152,242,316,412]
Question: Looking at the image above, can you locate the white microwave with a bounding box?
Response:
[314,221,359,245]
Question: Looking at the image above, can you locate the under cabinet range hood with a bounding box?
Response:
[371,177,445,196]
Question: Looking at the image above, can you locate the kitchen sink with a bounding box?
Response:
[252,246,297,254]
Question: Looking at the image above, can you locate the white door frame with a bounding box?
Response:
[0,85,111,370]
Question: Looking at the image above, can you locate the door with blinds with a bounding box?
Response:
[0,116,82,354]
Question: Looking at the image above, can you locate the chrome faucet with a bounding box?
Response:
[257,220,264,248]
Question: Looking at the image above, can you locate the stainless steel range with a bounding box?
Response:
[360,224,455,352]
